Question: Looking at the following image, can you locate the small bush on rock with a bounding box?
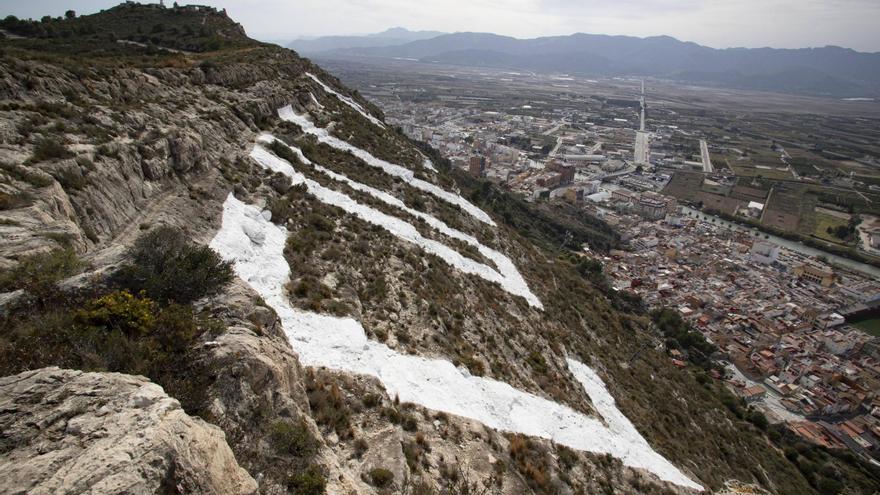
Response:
[75,290,156,338]
[368,467,394,488]
[0,247,83,294]
[269,418,318,458]
[0,287,213,415]
[287,465,326,495]
[30,137,73,162]
[306,374,352,439]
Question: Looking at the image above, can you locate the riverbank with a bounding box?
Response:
[679,206,880,279]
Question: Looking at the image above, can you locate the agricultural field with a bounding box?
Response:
[811,208,854,246]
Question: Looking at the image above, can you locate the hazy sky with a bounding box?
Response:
[4,0,880,52]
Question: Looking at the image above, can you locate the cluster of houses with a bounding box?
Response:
[587,203,880,462]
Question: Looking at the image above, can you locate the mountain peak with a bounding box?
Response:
[375,27,412,36]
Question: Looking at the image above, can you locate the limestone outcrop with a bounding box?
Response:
[0,367,257,495]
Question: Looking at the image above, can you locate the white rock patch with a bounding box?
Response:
[256,135,541,308]
[305,72,386,129]
[210,194,703,491]
[277,105,496,226]
[308,92,324,111]
[419,152,438,172]
[250,145,538,307]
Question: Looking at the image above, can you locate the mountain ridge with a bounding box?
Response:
[287,27,445,55]
[309,31,880,97]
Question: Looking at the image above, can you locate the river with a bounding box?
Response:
[679,206,880,279]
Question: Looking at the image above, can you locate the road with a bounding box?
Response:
[639,79,646,131]
[634,131,649,164]
[700,139,713,173]
[543,120,566,136]
[0,29,24,40]
[634,79,648,163]
[777,146,798,179]
[549,136,563,157]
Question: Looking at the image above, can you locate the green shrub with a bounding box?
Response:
[75,290,156,338]
[41,231,74,247]
[652,308,717,369]
[353,438,369,458]
[362,393,380,408]
[31,137,73,162]
[96,144,119,158]
[0,247,83,293]
[82,224,99,243]
[307,213,334,232]
[403,440,422,471]
[268,139,303,167]
[113,226,233,304]
[508,434,551,491]
[557,445,578,470]
[816,477,843,494]
[719,387,745,419]
[368,467,394,488]
[459,353,485,376]
[748,409,769,431]
[152,302,201,352]
[381,406,402,424]
[402,413,419,432]
[0,284,213,415]
[526,351,548,374]
[269,418,318,458]
[287,465,326,495]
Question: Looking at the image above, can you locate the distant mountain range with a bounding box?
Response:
[287,27,444,55]
[297,30,880,97]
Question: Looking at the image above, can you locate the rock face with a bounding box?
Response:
[0,367,257,495]
[0,53,317,268]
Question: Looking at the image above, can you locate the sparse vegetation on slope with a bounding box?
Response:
[0,227,229,415]
[0,247,84,293]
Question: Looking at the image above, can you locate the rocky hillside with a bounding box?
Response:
[0,4,861,495]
